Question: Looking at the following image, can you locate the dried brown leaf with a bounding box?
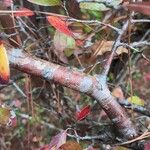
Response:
[91,40,128,56]
[59,141,82,150]
[112,86,125,99]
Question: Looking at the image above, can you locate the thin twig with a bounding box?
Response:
[131,19,150,23]
[67,18,121,32]
[118,99,150,117]
[101,20,129,76]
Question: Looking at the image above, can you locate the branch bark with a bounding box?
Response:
[7,48,137,139]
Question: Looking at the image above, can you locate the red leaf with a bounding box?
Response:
[76,105,91,121]
[14,8,34,17]
[47,16,74,37]
[125,2,150,16]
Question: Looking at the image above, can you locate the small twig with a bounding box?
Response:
[67,18,121,32]
[0,32,18,39]
[141,29,150,41]
[67,134,105,140]
[131,41,150,48]
[119,132,150,145]
[101,20,129,76]
[62,0,70,17]
[121,43,139,52]
[142,53,150,63]
[12,82,27,98]
[131,19,150,23]
[0,10,66,17]
[118,99,150,117]
[0,74,25,90]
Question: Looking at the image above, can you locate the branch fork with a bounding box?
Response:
[8,48,137,139]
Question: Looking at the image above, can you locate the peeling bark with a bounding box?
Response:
[7,48,137,139]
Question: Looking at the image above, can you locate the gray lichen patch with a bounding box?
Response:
[34,60,48,71]
[10,48,23,58]
[79,76,93,93]
[8,48,24,63]
[42,65,59,80]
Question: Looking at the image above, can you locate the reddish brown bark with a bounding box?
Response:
[7,48,137,139]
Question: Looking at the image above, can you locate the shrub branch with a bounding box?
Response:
[8,48,137,139]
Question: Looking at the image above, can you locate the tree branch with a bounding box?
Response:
[7,48,137,139]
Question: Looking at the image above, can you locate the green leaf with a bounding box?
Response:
[79,2,110,11]
[127,96,145,106]
[27,0,61,6]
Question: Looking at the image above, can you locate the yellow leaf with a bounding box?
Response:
[0,41,10,84]
[127,96,145,106]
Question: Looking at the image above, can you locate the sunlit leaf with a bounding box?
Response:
[0,41,10,84]
[79,2,109,11]
[76,105,91,121]
[47,16,74,37]
[27,0,61,6]
[14,8,34,17]
[127,96,145,106]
